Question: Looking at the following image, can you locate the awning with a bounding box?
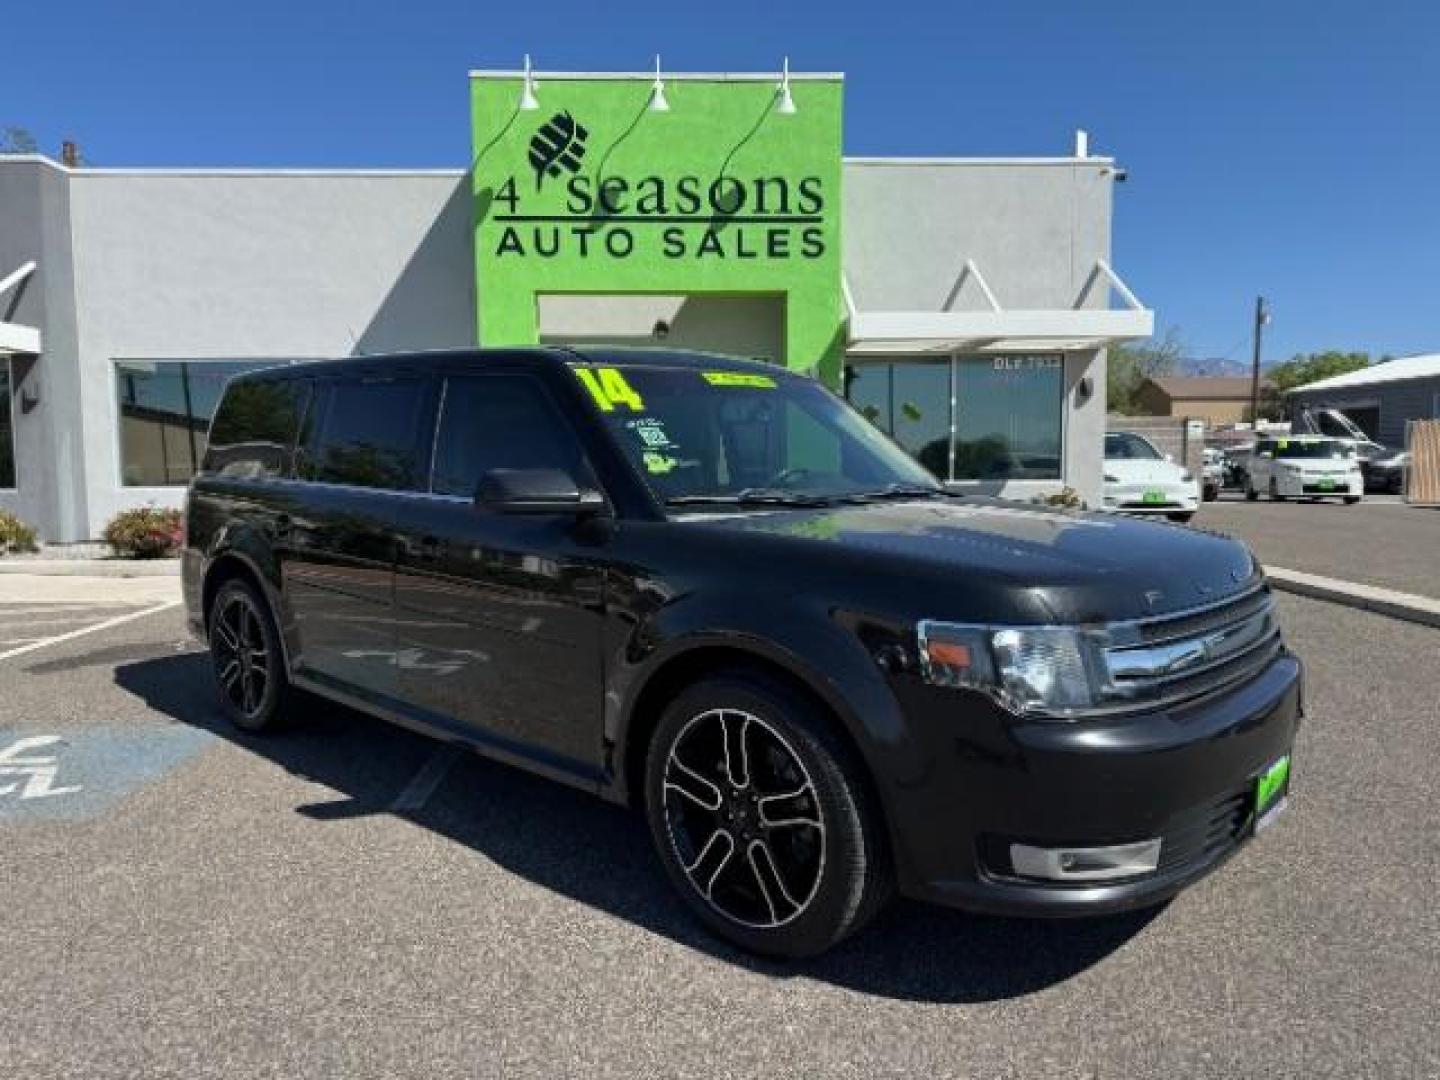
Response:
[0,261,41,355]
[844,259,1153,356]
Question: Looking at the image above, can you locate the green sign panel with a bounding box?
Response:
[471,73,845,380]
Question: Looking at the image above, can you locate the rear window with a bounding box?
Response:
[204,378,308,479]
[299,377,428,491]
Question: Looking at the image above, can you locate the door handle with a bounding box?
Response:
[273,513,293,539]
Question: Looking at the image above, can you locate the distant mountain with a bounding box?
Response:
[1176,357,1256,378]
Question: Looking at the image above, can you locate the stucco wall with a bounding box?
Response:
[47,167,475,538]
[844,160,1117,505]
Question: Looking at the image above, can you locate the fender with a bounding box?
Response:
[201,522,298,674]
[608,591,930,799]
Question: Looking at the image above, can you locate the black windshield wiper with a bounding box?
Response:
[665,488,837,508]
[854,483,949,501]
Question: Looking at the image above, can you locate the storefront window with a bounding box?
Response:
[953,356,1063,480]
[846,355,1064,482]
[1,360,15,488]
[116,360,288,486]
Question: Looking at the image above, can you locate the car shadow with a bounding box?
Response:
[114,651,1161,1004]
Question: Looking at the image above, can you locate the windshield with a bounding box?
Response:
[572,363,942,505]
[1105,432,1162,460]
[1269,439,1353,460]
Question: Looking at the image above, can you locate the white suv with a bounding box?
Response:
[1245,436,1362,504]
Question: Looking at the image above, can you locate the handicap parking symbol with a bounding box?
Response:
[0,726,214,823]
[0,735,82,800]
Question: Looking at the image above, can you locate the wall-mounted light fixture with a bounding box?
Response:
[775,57,797,115]
[518,54,540,111]
[648,55,670,112]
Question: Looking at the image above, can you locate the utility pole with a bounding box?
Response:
[1249,296,1270,426]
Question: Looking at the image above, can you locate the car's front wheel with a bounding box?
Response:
[208,578,291,733]
[644,673,891,958]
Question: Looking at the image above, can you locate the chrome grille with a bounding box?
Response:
[1100,585,1282,708]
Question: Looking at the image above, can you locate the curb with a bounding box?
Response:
[1266,567,1440,630]
[0,559,180,578]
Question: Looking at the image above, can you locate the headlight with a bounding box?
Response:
[917,621,1105,718]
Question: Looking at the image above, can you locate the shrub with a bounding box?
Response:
[102,506,183,559]
[0,509,39,554]
[1033,486,1085,510]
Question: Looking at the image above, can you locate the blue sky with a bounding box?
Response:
[7,0,1436,364]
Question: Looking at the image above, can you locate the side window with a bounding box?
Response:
[431,375,587,497]
[301,377,426,491]
[204,379,308,479]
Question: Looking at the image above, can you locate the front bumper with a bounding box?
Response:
[1274,473,1362,498]
[884,652,1302,916]
[1102,481,1201,514]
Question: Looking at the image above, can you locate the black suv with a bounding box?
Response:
[183,348,1300,957]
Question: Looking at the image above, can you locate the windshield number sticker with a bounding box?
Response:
[702,372,777,389]
[576,367,645,412]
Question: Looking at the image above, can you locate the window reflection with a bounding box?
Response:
[116,360,287,486]
[0,361,14,488]
[845,355,1064,481]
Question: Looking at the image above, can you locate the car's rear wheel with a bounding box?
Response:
[208,578,290,733]
[1245,485,1259,502]
[1167,511,1195,523]
[644,672,891,958]
[1343,496,1361,505]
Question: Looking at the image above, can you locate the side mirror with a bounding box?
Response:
[476,468,607,515]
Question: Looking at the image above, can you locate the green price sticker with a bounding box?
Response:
[702,371,777,389]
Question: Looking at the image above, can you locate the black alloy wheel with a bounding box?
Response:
[209,579,289,732]
[645,673,891,958]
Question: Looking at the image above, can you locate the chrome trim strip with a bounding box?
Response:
[1105,607,1276,684]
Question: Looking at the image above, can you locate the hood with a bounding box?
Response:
[1105,458,1189,484]
[1279,457,1353,474]
[676,497,1258,624]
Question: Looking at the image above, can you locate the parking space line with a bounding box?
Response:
[0,599,182,662]
[390,744,463,812]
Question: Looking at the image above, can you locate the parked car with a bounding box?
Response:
[1357,444,1409,494]
[1101,432,1201,522]
[1245,436,1362,504]
[183,348,1300,958]
[1201,447,1224,502]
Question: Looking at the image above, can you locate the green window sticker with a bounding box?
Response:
[642,451,679,475]
[702,371,777,389]
[575,367,645,412]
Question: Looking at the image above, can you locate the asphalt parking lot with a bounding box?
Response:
[2,595,1437,1078]
[1196,492,1438,599]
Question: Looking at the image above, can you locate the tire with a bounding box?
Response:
[1245,485,1259,502]
[1343,496,1361,505]
[644,672,891,958]
[208,578,291,733]
[1167,512,1195,523]
[1269,478,1285,502]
